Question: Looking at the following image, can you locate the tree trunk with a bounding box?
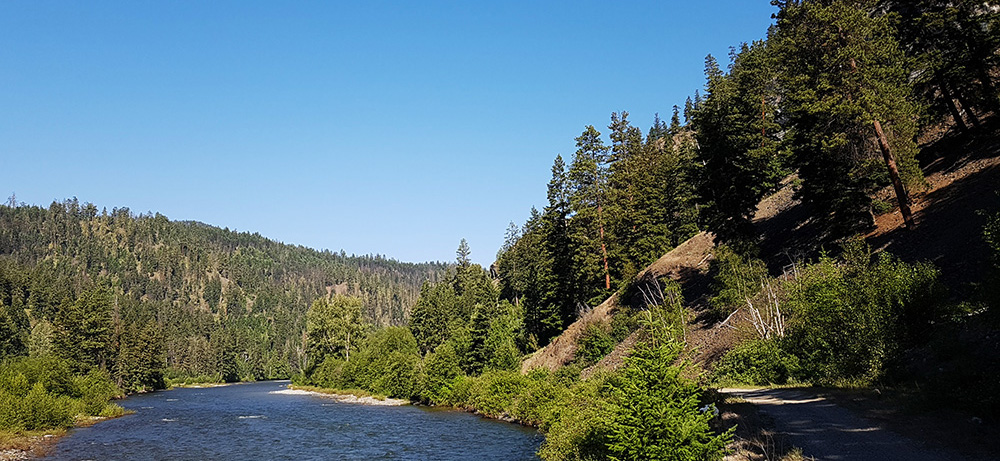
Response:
[957,92,982,127]
[939,78,969,133]
[598,204,611,290]
[977,64,1000,114]
[873,120,914,228]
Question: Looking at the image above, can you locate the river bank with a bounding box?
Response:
[42,380,541,460]
[0,429,65,461]
[0,411,135,460]
[276,385,408,406]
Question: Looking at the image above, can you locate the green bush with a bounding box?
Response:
[711,339,799,386]
[418,342,464,404]
[21,382,73,430]
[537,375,613,461]
[0,356,121,430]
[369,350,420,399]
[308,357,345,389]
[783,242,941,385]
[444,374,478,409]
[604,340,730,461]
[709,246,769,318]
[609,308,638,343]
[575,322,615,367]
[73,369,120,415]
[509,369,569,428]
[471,370,527,418]
[336,327,422,399]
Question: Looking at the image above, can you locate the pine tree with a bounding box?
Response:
[606,112,646,284]
[884,0,1000,127]
[53,287,112,370]
[669,105,683,135]
[772,0,925,236]
[693,44,784,249]
[464,304,490,375]
[541,155,575,334]
[567,126,612,305]
[456,238,471,267]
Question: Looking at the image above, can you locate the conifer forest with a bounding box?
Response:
[3,1,1000,460]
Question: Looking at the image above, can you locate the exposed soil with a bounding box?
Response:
[867,118,1000,296]
[520,294,620,373]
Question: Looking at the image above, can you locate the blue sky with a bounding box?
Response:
[1,1,776,265]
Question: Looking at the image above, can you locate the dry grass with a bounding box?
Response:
[0,429,66,460]
[289,384,388,401]
[520,294,620,373]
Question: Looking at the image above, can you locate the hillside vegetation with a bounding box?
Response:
[2,0,999,459]
[296,1,1000,459]
[0,200,447,390]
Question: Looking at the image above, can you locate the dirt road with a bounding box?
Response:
[719,388,965,461]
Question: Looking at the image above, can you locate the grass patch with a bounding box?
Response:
[289,385,388,401]
[0,428,66,451]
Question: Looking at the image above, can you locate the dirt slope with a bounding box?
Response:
[520,293,620,373]
[522,232,718,375]
[523,119,1000,378]
[868,122,1000,294]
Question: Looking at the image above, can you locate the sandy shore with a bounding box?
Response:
[270,388,408,406]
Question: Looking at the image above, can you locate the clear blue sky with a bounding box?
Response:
[1,1,776,265]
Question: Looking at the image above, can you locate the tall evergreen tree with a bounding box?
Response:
[53,286,113,370]
[773,0,925,236]
[693,44,784,249]
[567,126,612,305]
[542,155,575,335]
[606,112,647,283]
[883,0,1000,127]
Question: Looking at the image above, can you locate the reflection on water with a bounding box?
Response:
[46,380,542,460]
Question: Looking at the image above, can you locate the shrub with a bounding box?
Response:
[783,242,940,385]
[472,370,527,418]
[309,357,345,389]
[335,327,422,399]
[604,340,731,461]
[0,356,120,430]
[418,342,464,404]
[537,375,613,461]
[369,350,420,399]
[20,382,72,430]
[575,322,615,367]
[510,369,569,429]
[709,246,769,318]
[444,375,478,409]
[74,369,120,415]
[711,339,799,386]
[609,308,638,343]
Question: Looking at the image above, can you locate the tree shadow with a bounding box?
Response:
[868,163,1000,294]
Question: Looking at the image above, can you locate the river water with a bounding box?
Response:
[45,381,543,460]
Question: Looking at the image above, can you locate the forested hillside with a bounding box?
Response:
[2,0,998,458]
[297,1,1000,459]
[0,199,448,389]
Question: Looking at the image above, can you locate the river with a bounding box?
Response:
[45,380,543,460]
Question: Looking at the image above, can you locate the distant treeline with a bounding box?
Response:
[0,199,448,387]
